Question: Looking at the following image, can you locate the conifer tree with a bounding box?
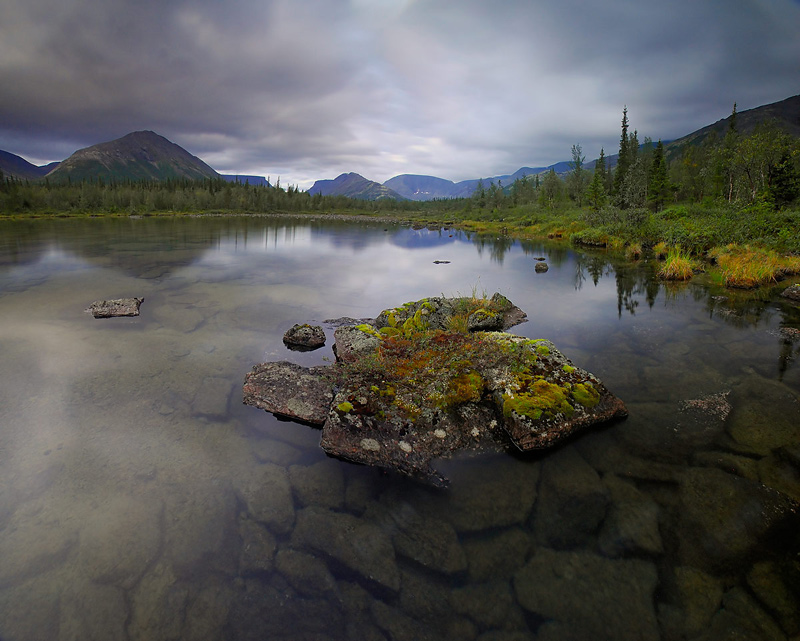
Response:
[613,107,630,206]
[647,140,669,210]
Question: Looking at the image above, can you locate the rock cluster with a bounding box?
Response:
[243,294,628,485]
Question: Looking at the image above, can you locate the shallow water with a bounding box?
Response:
[0,215,798,641]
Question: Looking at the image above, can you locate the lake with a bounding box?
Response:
[0,215,798,641]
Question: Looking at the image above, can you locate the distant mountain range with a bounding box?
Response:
[1,94,797,199]
[307,172,406,200]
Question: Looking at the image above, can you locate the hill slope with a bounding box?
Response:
[46,131,220,182]
[0,150,54,181]
[308,173,405,200]
[667,94,800,154]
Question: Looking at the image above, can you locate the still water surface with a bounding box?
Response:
[0,216,798,640]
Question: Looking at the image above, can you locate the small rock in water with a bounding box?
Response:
[780,284,800,302]
[88,297,144,318]
[433,260,451,264]
[283,323,326,350]
[535,262,549,273]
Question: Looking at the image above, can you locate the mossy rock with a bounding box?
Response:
[245,296,627,486]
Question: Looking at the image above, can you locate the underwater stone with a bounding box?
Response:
[673,467,799,573]
[514,549,660,641]
[291,506,400,593]
[88,297,144,318]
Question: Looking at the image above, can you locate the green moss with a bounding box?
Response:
[337,401,354,413]
[471,308,498,320]
[441,370,484,407]
[355,324,383,339]
[571,382,600,407]
[503,377,574,419]
[562,365,576,374]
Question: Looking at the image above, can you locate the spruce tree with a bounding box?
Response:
[613,107,630,206]
[648,140,669,211]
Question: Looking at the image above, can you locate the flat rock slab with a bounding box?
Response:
[88,297,144,318]
[242,361,333,425]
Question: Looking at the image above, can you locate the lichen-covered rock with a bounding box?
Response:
[780,283,800,302]
[243,361,332,425]
[282,323,325,350]
[88,297,144,318]
[489,337,627,450]
[534,262,549,273]
[332,324,381,363]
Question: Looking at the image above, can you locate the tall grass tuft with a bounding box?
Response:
[653,242,669,260]
[709,244,798,288]
[658,248,701,280]
[625,242,643,261]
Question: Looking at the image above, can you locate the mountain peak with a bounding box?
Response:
[46,131,219,182]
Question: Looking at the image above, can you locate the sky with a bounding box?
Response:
[1,0,799,189]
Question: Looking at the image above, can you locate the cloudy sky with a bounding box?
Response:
[1,0,799,188]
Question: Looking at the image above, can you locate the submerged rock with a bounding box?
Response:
[243,294,627,486]
[88,297,144,318]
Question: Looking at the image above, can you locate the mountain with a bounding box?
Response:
[0,150,55,180]
[383,174,463,201]
[221,174,270,187]
[308,172,406,200]
[383,164,567,201]
[45,131,220,182]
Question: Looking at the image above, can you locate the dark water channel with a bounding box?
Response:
[0,215,799,641]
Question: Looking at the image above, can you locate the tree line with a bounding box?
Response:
[467,104,799,214]
[1,105,798,217]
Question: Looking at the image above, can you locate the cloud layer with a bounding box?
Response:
[2,0,799,187]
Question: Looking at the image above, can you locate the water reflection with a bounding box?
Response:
[0,216,798,641]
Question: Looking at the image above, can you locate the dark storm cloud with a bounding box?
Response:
[1,0,798,186]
